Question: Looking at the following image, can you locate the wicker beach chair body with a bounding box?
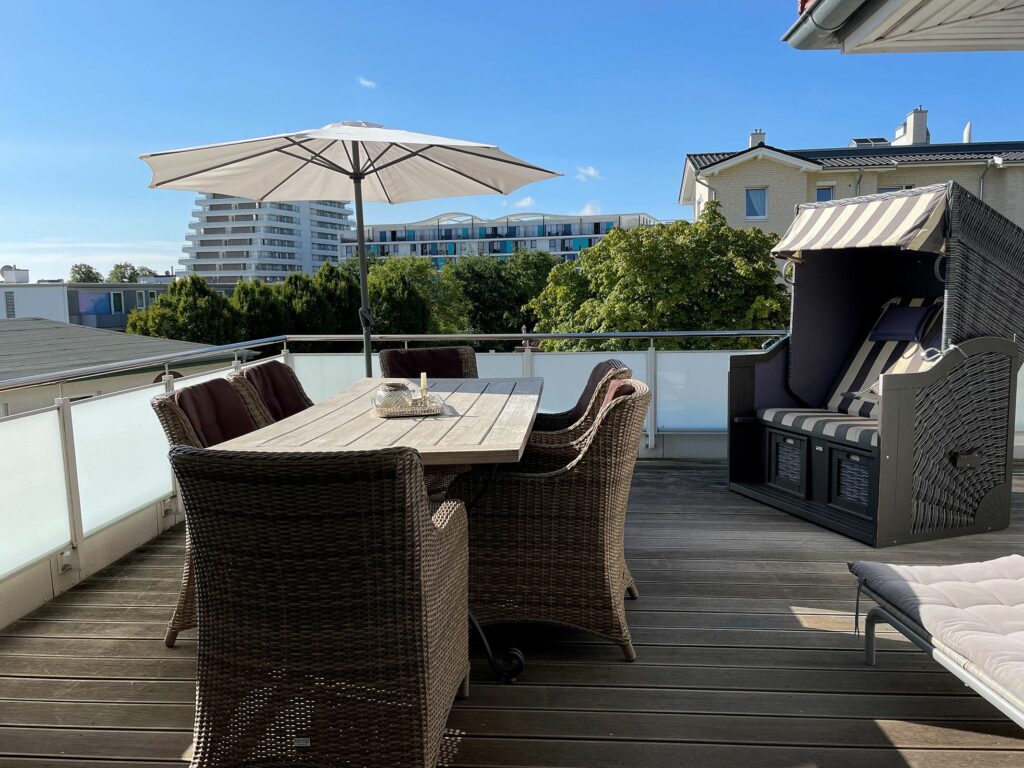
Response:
[169,446,469,768]
[728,183,1023,546]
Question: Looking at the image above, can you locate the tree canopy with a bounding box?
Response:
[69,263,103,283]
[529,201,788,349]
[126,275,241,345]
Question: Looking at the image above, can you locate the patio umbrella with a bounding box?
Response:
[141,121,560,376]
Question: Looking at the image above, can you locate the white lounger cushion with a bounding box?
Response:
[850,555,1024,713]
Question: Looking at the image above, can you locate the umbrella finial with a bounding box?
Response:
[327,120,385,129]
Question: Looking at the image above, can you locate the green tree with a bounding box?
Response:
[276,272,332,335]
[230,279,288,341]
[367,257,471,334]
[69,263,103,283]
[137,266,158,278]
[529,201,788,350]
[503,250,558,330]
[446,255,514,334]
[107,262,140,282]
[311,262,362,334]
[126,275,241,345]
[368,261,431,334]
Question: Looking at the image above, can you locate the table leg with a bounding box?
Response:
[470,611,525,683]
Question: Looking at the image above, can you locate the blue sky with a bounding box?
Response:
[2,1,1023,279]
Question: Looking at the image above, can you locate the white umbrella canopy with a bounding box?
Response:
[141,121,560,375]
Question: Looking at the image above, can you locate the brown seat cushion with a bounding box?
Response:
[383,347,470,378]
[602,379,635,409]
[244,361,309,421]
[175,378,258,447]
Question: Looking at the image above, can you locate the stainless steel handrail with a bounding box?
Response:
[0,329,787,393]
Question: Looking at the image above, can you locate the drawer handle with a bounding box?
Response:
[951,451,981,469]
[846,453,861,463]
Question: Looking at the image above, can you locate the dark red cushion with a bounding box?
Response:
[245,361,309,421]
[601,380,635,410]
[175,378,257,447]
[569,360,620,422]
[384,347,470,378]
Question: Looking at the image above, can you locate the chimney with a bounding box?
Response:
[749,129,766,148]
[893,107,929,146]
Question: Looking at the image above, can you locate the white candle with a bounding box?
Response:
[420,372,428,401]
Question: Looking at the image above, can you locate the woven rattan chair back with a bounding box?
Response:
[150,378,273,648]
[379,346,478,378]
[169,445,469,768]
[455,380,651,661]
[530,358,632,442]
[229,360,314,423]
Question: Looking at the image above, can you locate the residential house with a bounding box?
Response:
[679,108,1024,236]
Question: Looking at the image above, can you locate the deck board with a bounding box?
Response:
[1,461,1023,765]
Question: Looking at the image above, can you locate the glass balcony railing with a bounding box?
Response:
[3,329,1023,630]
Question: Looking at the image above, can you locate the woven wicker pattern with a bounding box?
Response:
[911,352,1012,534]
[225,373,275,426]
[836,459,870,506]
[944,183,1024,348]
[530,359,631,445]
[379,346,478,378]
[169,446,469,768]
[775,442,803,485]
[450,380,650,661]
[151,381,274,647]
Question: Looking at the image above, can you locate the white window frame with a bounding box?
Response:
[744,187,768,220]
[136,290,145,308]
[877,184,915,194]
[110,292,124,314]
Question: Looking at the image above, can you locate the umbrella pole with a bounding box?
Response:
[351,149,373,378]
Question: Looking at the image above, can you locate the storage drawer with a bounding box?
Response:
[766,429,808,497]
[828,446,876,521]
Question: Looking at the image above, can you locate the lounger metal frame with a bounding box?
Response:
[861,584,1024,729]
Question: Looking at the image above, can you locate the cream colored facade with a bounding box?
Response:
[689,155,1024,236]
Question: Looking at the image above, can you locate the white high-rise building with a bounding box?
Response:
[181,194,353,285]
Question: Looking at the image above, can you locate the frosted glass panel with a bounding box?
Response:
[656,351,741,431]
[0,410,71,577]
[72,384,173,534]
[175,364,234,387]
[475,353,523,379]
[533,352,647,412]
[291,354,375,404]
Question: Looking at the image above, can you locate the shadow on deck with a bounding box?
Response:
[2,461,1024,767]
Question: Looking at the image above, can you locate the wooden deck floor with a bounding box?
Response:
[2,461,1024,767]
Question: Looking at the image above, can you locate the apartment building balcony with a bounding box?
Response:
[2,332,1023,765]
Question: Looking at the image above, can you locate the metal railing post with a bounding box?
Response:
[646,339,657,451]
[281,341,294,369]
[55,397,85,552]
[232,351,241,372]
[523,344,533,378]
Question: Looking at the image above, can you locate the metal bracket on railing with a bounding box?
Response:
[232,352,242,372]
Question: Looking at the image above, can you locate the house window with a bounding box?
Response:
[149,291,157,300]
[4,291,14,318]
[745,187,767,219]
[110,292,124,314]
[816,186,835,203]
[136,291,145,307]
[878,184,914,194]
[529,240,537,248]
[549,239,557,251]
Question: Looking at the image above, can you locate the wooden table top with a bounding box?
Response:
[214,377,544,465]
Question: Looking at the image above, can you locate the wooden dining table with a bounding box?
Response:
[215,376,544,463]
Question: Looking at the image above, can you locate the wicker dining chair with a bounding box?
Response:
[379,345,478,378]
[169,445,469,768]
[450,379,651,661]
[530,358,631,446]
[228,360,314,423]
[151,378,273,647]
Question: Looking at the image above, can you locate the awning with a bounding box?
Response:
[772,183,948,258]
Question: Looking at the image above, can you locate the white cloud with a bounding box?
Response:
[574,165,602,182]
[357,76,378,89]
[513,195,535,209]
[578,201,602,216]
[0,239,182,281]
